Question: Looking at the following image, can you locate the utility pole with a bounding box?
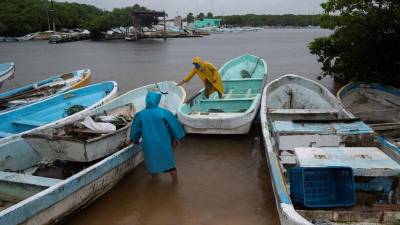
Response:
[50,0,56,32]
[46,8,51,31]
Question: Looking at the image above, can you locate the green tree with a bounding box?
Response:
[309,0,400,84]
[206,12,213,18]
[187,12,194,23]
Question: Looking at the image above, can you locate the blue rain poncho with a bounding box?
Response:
[130,92,185,174]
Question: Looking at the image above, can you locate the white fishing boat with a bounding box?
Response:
[261,74,400,225]
[0,69,92,113]
[0,81,185,224]
[23,81,186,162]
[177,54,267,134]
[337,82,400,149]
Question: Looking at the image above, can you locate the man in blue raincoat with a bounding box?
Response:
[130,91,185,183]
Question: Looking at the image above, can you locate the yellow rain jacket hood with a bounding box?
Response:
[183,57,224,95]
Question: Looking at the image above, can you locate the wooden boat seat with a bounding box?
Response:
[272,120,373,135]
[0,171,62,202]
[268,108,339,115]
[197,98,254,113]
[12,119,47,127]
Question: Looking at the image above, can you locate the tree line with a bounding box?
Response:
[0,0,148,37]
[309,0,400,85]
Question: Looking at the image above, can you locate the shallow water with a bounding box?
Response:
[0,28,332,225]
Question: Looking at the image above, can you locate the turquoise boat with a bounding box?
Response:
[177,54,267,134]
[337,82,400,151]
[0,69,92,113]
[261,75,400,225]
[0,63,15,88]
[0,81,185,224]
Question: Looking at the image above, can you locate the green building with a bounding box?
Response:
[194,18,222,28]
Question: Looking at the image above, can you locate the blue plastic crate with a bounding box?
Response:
[289,167,355,208]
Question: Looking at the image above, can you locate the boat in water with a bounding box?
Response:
[0,63,15,88]
[261,74,400,225]
[24,81,186,163]
[337,82,400,150]
[0,81,184,224]
[0,81,117,171]
[177,54,267,134]
[0,69,92,113]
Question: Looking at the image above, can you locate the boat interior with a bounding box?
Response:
[34,103,135,142]
[265,77,400,224]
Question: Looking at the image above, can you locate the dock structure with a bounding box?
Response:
[128,11,167,41]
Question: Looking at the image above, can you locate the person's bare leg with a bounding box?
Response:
[170,170,178,184]
[152,173,160,182]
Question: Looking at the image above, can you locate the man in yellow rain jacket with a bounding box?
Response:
[178,57,224,98]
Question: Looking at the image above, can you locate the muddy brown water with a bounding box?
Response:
[0,29,332,225]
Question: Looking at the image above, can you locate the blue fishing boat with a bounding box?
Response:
[177,54,267,134]
[0,63,15,88]
[261,75,400,225]
[0,69,92,113]
[0,81,185,224]
[0,81,117,174]
[337,82,400,151]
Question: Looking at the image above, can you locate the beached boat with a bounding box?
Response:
[24,81,186,162]
[0,69,92,113]
[0,63,15,88]
[177,54,267,134]
[0,81,184,225]
[261,74,400,225]
[337,82,400,149]
[0,81,117,172]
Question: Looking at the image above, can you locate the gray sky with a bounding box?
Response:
[59,0,325,17]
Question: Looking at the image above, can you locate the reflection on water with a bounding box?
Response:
[0,29,332,224]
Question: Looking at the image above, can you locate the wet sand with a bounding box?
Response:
[64,131,280,225]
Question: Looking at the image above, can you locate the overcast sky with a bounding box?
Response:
[59,0,325,17]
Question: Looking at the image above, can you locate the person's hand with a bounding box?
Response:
[172,140,180,148]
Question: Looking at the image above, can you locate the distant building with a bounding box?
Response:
[194,18,221,28]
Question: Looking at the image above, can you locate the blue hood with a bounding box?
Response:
[146,91,161,108]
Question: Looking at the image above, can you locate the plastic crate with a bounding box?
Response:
[289,167,355,208]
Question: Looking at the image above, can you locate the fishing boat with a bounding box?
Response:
[177,54,267,134]
[0,81,185,224]
[260,74,400,225]
[0,81,117,171]
[0,63,15,88]
[0,69,92,113]
[337,82,400,149]
[23,81,186,163]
